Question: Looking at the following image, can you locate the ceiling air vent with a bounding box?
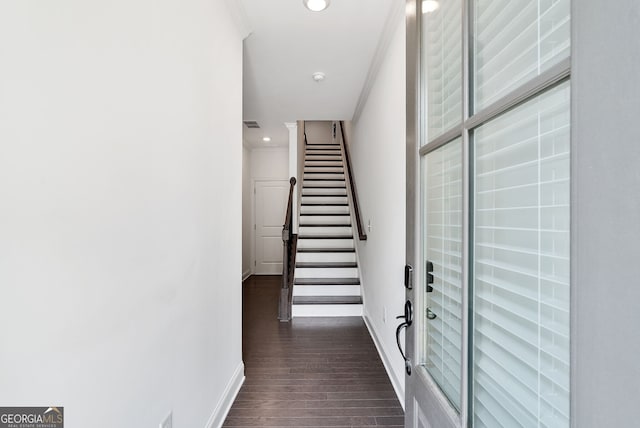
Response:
[243,120,260,129]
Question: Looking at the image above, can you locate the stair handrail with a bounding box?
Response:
[278,176,297,321]
[339,121,367,241]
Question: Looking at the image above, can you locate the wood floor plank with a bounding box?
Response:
[223,275,404,426]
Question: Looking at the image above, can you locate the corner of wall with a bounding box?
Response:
[204,362,245,428]
[363,314,405,408]
[222,0,252,39]
[352,0,405,123]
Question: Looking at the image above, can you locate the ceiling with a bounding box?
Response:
[240,0,399,148]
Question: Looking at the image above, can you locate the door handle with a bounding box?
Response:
[395,300,413,375]
[396,300,413,325]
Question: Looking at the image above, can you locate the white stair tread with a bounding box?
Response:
[298,226,352,236]
[304,173,346,180]
[296,252,356,263]
[292,285,361,296]
[303,181,346,187]
[301,196,348,204]
[295,267,358,278]
[302,188,347,196]
[300,205,350,214]
[297,238,354,249]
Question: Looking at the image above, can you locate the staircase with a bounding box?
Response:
[291,140,363,317]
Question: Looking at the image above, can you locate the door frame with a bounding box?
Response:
[252,178,289,275]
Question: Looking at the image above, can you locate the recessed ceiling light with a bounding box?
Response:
[422,0,440,13]
[303,0,330,12]
[312,72,325,82]
[262,137,271,142]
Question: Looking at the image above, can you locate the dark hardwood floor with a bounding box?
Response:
[223,275,404,427]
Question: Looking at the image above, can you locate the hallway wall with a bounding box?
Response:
[0,1,245,427]
[349,15,406,399]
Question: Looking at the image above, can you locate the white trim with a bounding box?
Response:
[242,270,251,281]
[363,315,405,409]
[352,0,405,123]
[205,361,245,428]
[223,0,252,39]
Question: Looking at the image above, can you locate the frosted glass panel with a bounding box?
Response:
[473,0,570,110]
[422,0,462,142]
[423,138,463,410]
[473,81,570,428]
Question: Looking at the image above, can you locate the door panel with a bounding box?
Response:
[255,180,288,274]
[423,139,463,411]
[471,81,571,428]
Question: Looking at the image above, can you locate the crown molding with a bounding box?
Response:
[351,0,404,123]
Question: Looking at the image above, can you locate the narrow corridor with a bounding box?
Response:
[223,275,404,427]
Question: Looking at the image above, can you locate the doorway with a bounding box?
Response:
[254,179,289,274]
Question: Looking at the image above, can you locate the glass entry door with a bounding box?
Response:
[404,0,571,426]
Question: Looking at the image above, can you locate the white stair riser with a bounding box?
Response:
[304,173,345,180]
[299,226,352,235]
[305,160,343,166]
[297,238,354,249]
[292,304,363,317]
[305,150,342,155]
[293,285,361,296]
[306,144,340,149]
[303,181,345,188]
[305,155,343,161]
[302,188,347,196]
[304,167,344,173]
[295,267,359,278]
[300,205,350,214]
[299,215,351,224]
[301,196,348,204]
[296,252,356,263]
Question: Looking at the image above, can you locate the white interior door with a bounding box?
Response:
[254,180,288,274]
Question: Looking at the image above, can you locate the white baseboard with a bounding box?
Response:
[242,269,251,281]
[363,315,405,409]
[205,361,245,428]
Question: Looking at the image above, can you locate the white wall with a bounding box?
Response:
[0,1,244,427]
[244,148,289,274]
[305,121,333,144]
[249,148,289,180]
[349,16,406,398]
[572,1,640,425]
